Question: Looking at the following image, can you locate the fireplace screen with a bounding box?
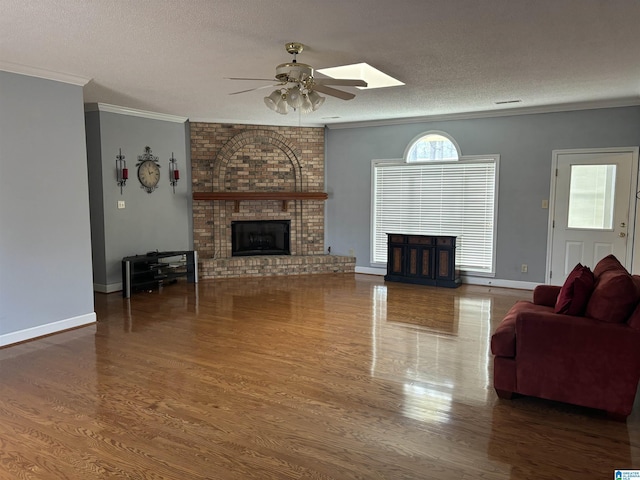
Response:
[231,220,291,256]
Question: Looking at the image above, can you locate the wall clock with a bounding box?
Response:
[136,146,161,193]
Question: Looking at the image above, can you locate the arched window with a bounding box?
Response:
[404,131,461,163]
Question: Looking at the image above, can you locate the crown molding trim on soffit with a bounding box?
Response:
[326,97,640,130]
[84,103,189,124]
[0,61,91,86]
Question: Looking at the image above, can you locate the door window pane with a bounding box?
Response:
[567,164,616,229]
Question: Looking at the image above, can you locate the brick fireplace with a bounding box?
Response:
[190,123,354,278]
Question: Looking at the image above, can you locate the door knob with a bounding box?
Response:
[619,232,627,237]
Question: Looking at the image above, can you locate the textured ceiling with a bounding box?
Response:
[1,0,639,127]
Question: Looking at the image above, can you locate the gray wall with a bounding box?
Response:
[325,106,640,283]
[85,111,107,286]
[0,71,95,340]
[85,110,191,291]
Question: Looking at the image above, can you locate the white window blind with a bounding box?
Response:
[372,158,497,274]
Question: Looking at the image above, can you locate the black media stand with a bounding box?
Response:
[122,250,198,298]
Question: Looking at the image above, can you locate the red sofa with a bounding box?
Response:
[491,255,640,419]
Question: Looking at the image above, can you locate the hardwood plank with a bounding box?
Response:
[0,274,638,479]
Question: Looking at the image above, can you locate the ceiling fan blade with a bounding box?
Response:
[314,78,367,88]
[228,83,281,95]
[313,84,356,101]
[225,77,277,81]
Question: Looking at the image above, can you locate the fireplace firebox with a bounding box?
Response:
[231,220,291,256]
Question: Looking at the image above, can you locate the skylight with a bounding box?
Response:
[316,63,404,90]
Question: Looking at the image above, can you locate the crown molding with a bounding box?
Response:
[326,97,640,130]
[85,103,188,123]
[0,61,90,86]
[188,116,325,128]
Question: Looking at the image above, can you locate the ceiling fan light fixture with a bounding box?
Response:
[300,93,314,114]
[264,90,282,112]
[308,90,325,111]
[275,93,289,114]
[286,85,304,109]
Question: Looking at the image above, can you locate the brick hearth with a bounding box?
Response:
[190,123,354,278]
[199,254,355,279]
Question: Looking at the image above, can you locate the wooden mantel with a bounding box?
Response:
[193,191,328,212]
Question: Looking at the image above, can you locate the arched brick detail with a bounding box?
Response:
[209,129,307,258]
[213,129,303,192]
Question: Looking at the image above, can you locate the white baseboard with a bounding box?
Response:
[94,282,122,293]
[0,312,97,347]
[354,266,537,291]
[460,276,537,290]
[355,266,387,275]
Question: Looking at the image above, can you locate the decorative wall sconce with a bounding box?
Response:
[169,152,180,193]
[116,148,128,194]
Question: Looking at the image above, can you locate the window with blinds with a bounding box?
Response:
[371,156,498,275]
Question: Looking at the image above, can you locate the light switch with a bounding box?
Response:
[541,199,549,209]
[118,200,125,209]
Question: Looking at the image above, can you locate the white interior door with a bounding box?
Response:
[547,149,637,285]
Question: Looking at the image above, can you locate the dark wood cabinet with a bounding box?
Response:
[122,250,198,298]
[384,234,460,288]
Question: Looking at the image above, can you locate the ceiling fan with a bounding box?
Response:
[227,42,367,114]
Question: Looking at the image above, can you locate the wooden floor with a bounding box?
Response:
[1,274,638,479]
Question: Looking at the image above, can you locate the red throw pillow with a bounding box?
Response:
[593,254,626,278]
[554,263,595,315]
[585,269,639,323]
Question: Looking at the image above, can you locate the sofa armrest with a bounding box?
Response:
[532,285,561,307]
[515,310,640,415]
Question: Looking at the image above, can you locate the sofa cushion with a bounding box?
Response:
[585,259,639,323]
[554,263,594,315]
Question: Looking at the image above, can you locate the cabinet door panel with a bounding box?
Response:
[389,246,405,275]
[420,247,435,278]
[407,247,419,276]
[406,246,435,278]
[437,249,454,280]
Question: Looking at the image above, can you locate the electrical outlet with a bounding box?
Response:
[117,200,125,209]
[521,264,528,273]
[349,248,355,257]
